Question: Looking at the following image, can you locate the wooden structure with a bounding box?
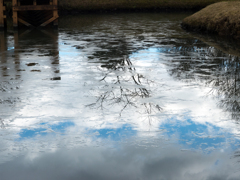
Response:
[12,0,58,28]
[0,0,6,29]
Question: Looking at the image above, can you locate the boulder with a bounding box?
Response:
[182,1,240,39]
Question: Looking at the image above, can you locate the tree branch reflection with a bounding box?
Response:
[206,56,240,120]
[167,42,240,121]
[86,56,162,122]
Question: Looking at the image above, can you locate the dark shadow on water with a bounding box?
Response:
[12,28,60,79]
[0,28,60,128]
[0,31,8,77]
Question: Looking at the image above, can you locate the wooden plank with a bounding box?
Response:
[53,0,58,26]
[0,32,7,77]
[18,18,34,27]
[0,0,4,28]
[53,15,58,26]
[12,0,17,6]
[40,15,59,27]
[53,0,57,5]
[12,0,59,28]
[0,32,5,51]
[13,5,58,11]
[12,0,18,27]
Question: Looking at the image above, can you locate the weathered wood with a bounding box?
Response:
[40,15,58,26]
[12,0,18,27]
[53,0,58,26]
[0,0,3,27]
[18,17,33,27]
[0,0,6,28]
[53,0,57,5]
[0,31,8,77]
[0,31,6,51]
[12,0,59,28]
[13,5,58,11]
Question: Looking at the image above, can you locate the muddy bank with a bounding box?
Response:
[57,0,238,12]
[182,2,240,39]
[3,0,238,14]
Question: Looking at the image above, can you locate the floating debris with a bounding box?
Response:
[26,63,39,66]
[72,45,85,49]
[31,70,41,72]
[50,77,61,80]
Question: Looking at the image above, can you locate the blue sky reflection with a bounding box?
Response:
[18,121,75,140]
[88,124,136,141]
[162,117,240,151]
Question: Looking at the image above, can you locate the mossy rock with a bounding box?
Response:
[182,1,240,39]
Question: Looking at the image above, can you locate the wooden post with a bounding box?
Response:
[53,0,58,27]
[12,0,18,28]
[0,31,7,77]
[12,0,59,28]
[0,0,3,28]
[0,0,6,29]
[40,0,59,27]
[0,31,6,52]
[13,30,20,78]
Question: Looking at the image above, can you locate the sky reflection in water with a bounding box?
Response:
[19,121,75,140]
[0,13,240,179]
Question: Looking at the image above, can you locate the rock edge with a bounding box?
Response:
[181,1,240,39]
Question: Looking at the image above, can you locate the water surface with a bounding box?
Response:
[1,12,240,180]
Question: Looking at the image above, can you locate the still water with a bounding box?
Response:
[1,12,240,180]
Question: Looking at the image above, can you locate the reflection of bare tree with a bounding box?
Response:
[87,56,161,122]
[0,118,5,129]
[232,148,240,169]
[234,149,240,159]
[168,45,225,82]
[207,56,240,120]
[167,41,240,120]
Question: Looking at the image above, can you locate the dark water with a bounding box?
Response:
[1,12,240,180]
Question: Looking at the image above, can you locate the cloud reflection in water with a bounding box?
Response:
[0,139,239,180]
[88,124,136,141]
[1,13,240,180]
